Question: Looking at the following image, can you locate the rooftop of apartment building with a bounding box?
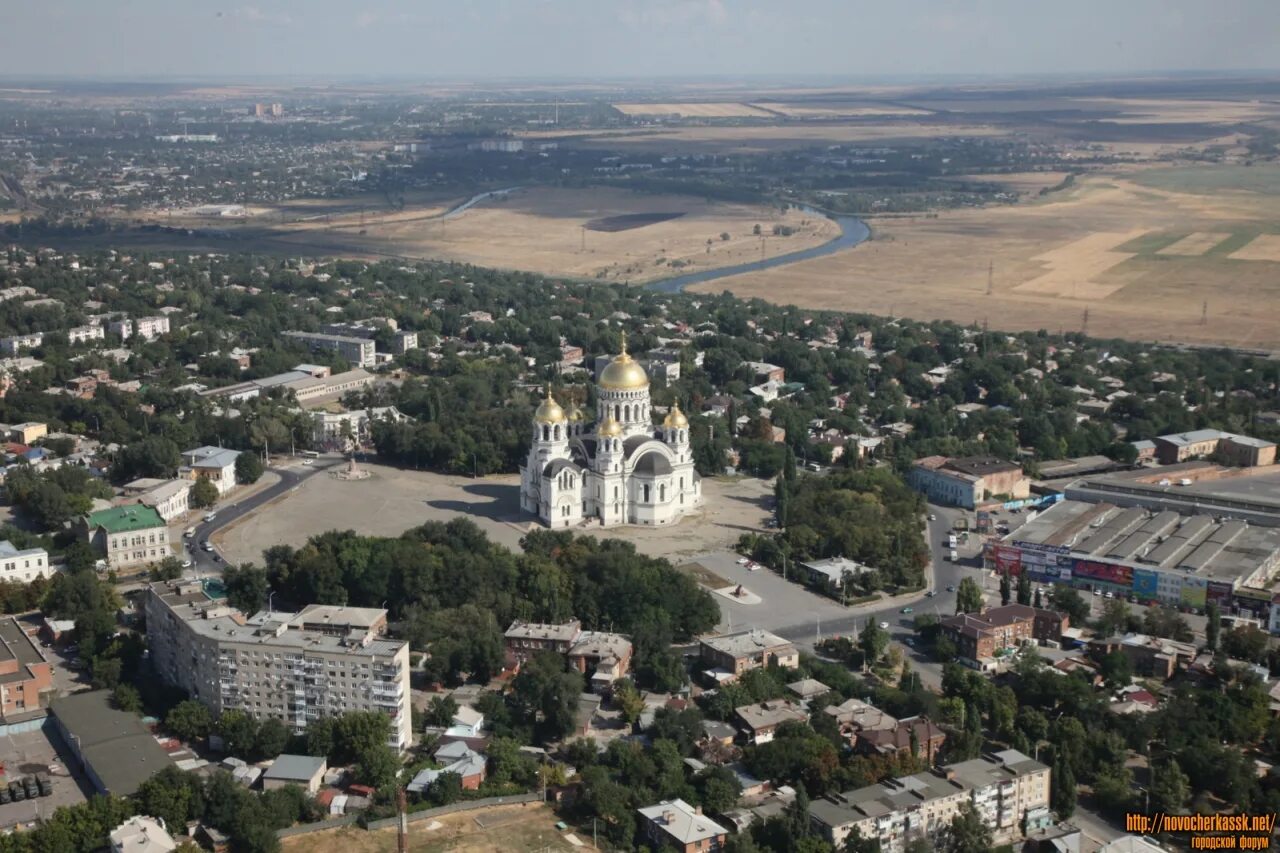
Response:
[1005,499,1280,583]
[505,619,582,644]
[700,629,794,658]
[0,617,47,683]
[148,580,403,659]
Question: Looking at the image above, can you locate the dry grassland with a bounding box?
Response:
[282,804,582,853]
[265,186,832,283]
[1156,232,1231,256]
[519,123,1007,153]
[689,171,1280,349]
[1071,97,1279,124]
[752,103,933,118]
[1229,234,1280,262]
[942,172,1072,193]
[612,102,772,118]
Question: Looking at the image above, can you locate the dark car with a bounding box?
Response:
[0,784,11,804]
[35,772,51,797]
[9,780,25,801]
[22,777,37,799]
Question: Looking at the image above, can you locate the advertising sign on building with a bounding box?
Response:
[1072,560,1134,588]
[1233,587,1272,619]
[991,545,1023,576]
[1180,577,1207,609]
[1206,581,1234,605]
[1131,569,1159,601]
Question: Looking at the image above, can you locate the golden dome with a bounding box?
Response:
[598,331,649,390]
[598,416,623,437]
[663,405,689,429]
[534,388,566,424]
[567,404,585,423]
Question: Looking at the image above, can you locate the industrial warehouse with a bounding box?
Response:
[984,499,1280,624]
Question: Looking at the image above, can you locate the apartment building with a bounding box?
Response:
[939,604,1067,669]
[145,580,411,750]
[504,619,633,689]
[78,506,170,570]
[698,629,799,681]
[0,617,53,718]
[0,541,51,584]
[810,750,1051,851]
[134,316,171,341]
[321,322,418,355]
[734,700,809,744]
[638,799,728,853]
[283,331,376,368]
[124,478,192,522]
[0,333,43,356]
[67,324,105,345]
[1152,428,1276,466]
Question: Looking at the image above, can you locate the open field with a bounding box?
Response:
[1156,232,1231,256]
[263,186,832,283]
[689,167,1280,349]
[1229,234,1280,262]
[518,122,1010,153]
[613,101,771,118]
[282,804,585,853]
[213,461,772,564]
[752,102,934,118]
[1068,97,1280,124]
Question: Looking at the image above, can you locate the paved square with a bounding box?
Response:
[0,723,93,829]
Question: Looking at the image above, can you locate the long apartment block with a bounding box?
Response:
[145,580,411,750]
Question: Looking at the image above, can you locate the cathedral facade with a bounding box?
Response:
[519,338,702,528]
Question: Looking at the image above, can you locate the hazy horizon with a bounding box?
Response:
[2,0,1278,82]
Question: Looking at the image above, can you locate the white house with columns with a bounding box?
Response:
[519,335,701,528]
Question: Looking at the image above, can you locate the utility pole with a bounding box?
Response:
[396,787,408,853]
[581,225,586,251]
[1081,307,1089,336]
[1201,299,1208,325]
[986,259,993,296]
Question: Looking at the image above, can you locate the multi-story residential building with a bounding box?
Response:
[78,506,170,570]
[180,446,242,495]
[283,331,376,368]
[134,316,171,341]
[1152,428,1276,466]
[109,815,177,853]
[0,616,53,718]
[504,619,633,689]
[733,700,809,744]
[145,580,411,749]
[939,605,1067,670]
[698,629,798,682]
[107,319,133,340]
[0,332,43,356]
[0,540,51,584]
[809,750,1051,851]
[312,406,407,444]
[67,324,105,345]
[321,322,418,355]
[908,456,1031,509]
[638,799,728,853]
[7,422,47,444]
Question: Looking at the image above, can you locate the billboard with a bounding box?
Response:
[1131,569,1159,601]
[1234,587,1272,619]
[1180,577,1207,609]
[1072,559,1133,588]
[1013,541,1071,556]
[1206,581,1234,604]
[990,545,1023,576]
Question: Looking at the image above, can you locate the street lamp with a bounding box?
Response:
[267,591,276,613]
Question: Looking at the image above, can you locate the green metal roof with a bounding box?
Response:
[86,505,165,534]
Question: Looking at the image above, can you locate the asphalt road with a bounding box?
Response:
[181,455,344,575]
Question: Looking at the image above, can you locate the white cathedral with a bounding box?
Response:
[520,336,702,528]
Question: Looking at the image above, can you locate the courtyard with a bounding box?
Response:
[214,461,774,564]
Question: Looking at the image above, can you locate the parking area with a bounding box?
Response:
[0,724,92,829]
[686,551,850,636]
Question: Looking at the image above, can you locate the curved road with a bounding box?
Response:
[183,456,345,575]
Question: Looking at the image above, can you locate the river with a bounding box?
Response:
[645,210,870,294]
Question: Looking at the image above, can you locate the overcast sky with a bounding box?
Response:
[3,0,1278,81]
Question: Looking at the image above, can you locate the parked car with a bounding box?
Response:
[736,557,749,565]
[0,784,11,804]
[878,621,890,630]
[203,513,217,523]
[925,590,937,597]
[900,606,914,614]
[22,777,37,799]
[928,514,937,521]
[946,585,956,592]
[9,780,25,801]
[35,772,51,797]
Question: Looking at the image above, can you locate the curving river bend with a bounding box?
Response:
[645,210,870,294]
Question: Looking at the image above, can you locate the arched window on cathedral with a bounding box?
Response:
[553,425,560,441]
[624,404,631,422]
[643,484,650,502]
[614,404,621,421]
[659,484,666,502]
[613,485,619,500]
[542,425,549,441]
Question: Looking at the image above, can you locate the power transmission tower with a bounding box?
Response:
[397,787,408,852]
[986,259,993,296]
[1081,308,1090,336]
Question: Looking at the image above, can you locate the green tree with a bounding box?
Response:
[426,695,459,728]
[166,699,214,742]
[844,829,884,853]
[426,771,462,805]
[510,651,584,743]
[955,578,983,614]
[1016,572,1031,606]
[222,564,269,614]
[235,452,265,485]
[191,477,219,509]
[1052,758,1076,819]
[999,573,1011,606]
[112,684,142,713]
[354,743,401,790]
[216,710,259,758]
[1099,650,1132,689]
[859,620,889,667]
[254,718,290,760]
[1150,759,1190,814]
[1047,585,1090,624]
[946,801,994,853]
[1205,601,1221,652]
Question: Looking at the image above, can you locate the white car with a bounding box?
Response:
[302,459,314,466]
[181,559,193,569]
[928,514,937,522]
[736,557,749,565]
[748,563,761,572]
[878,621,889,630]
[203,513,217,523]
